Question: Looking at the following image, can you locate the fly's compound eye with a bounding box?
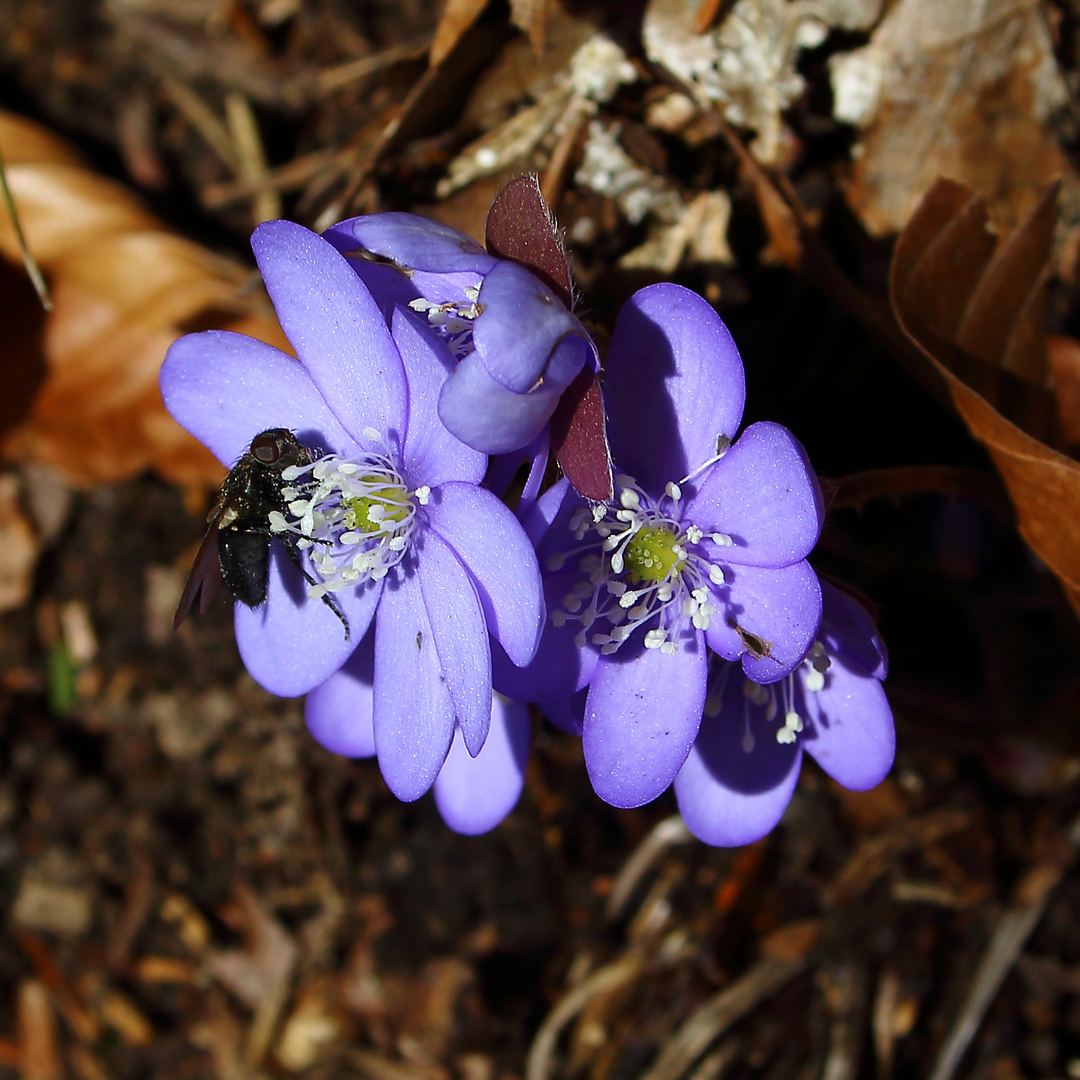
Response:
[251,434,282,464]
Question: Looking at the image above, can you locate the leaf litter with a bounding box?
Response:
[1,0,1080,1077]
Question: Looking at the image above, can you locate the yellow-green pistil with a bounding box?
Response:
[343,483,410,533]
[624,525,683,584]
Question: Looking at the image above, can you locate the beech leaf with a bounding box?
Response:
[891,178,1080,618]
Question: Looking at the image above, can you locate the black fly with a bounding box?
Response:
[174,428,349,638]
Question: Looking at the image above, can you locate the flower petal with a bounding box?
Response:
[540,690,586,736]
[605,284,745,492]
[803,660,894,790]
[235,546,381,697]
[674,685,802,847]
[325,213,495,274]
[419,530,492,756]
[820,582,888,680]
[251,220,407,447]
[705,560,822,684]
[304,630,376,757]
[583,634,707,809]
[433,696,531,835]
[427,482,543,668]
[439,349,563,455]
[391,307,486,487]
[160,330,361,466]
[473,261,587,393]
[490,567,599,700]
[687,422,823,568]
[373,573,455,800]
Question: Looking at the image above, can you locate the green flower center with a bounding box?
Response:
[624,525,683,584]
[343,482,411,533]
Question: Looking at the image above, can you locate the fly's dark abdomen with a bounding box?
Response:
[218,528,271,607]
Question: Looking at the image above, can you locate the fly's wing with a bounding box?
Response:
[173,513,224,630]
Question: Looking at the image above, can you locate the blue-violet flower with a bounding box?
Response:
[322,213,598,455]
[495,284,824,810]
[160,220,544,802]
[675,581,895,845]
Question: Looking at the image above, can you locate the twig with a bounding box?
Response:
[820,961,870,1080]
[163,78,240,171]
[927,810,1080,1080]
[525,954,645,1080]
[829,466,1012,519]
[639,949,815,1080]
[309,39,429,97]
[606,815,692,921]
[0,143,52,310]
[225,92,281,225]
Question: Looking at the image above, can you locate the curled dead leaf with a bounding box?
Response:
[0,109,290,488]
[891,178,1080,618]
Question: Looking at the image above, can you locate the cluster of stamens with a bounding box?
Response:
[269,428,429,596]
[408,285,483,360]
[704,642,831,750]
[547,474,732,656]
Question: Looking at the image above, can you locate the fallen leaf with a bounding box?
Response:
[891,178,1080,617]
[1048,334,1080,445]
[0,473,37,614]
[510,0,548,53]
[832,0,1074,236]
[0,109,290,488]
[430,0,489,68]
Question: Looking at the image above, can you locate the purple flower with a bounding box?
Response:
[160,220,544,802]
[305,629,532,834]
[322,213,598,455]
[675,582,895,846]
[495,284,824,810]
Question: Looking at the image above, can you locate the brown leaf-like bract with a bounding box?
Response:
[0,111,290,488]
[485,174,612,500]
[891,178,1080,616]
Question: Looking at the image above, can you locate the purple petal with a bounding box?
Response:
[390,307,486,487]
[820,582,889,680]
[304,630,375,757]
[373,573,455,801]
[605,284,746,493]
[325,213,496,274]
[705,560,822,684]
[160,330,361,466]
[473,262,587,393]
[251,221,407,447]
[802,660,894,790]
[583,634,708,809]
[490,567,599,700]
[674,686,802,847]
[439,349,563,455]
[687,422,823,568]
[235,546,381,697]
[484,427,550,505]
[418,530,492,756]
[521,477,571,547]
[540,689,586,736]
[426,482,543,668]
[433,696,531,835]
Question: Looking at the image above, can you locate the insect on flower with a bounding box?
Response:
[174,427,349,638]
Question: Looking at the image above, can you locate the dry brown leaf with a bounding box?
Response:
[1048,334,1080,446]
[430,0,490,68]
[891,178,1080,618]
[509,0,548,53]
[832,0,1073,236]
[0,109,290,488]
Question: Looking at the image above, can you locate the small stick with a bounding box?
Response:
[928,810,1080,1080]
[0,143,52,310]
[606,814,691,921]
